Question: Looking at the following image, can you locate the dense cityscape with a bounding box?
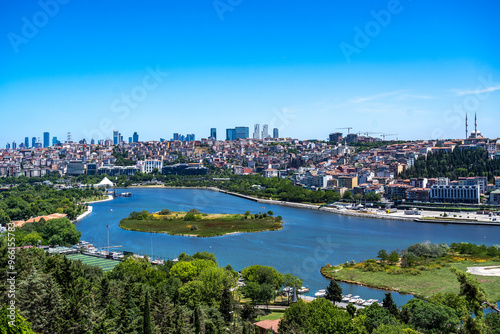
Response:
[2,0,500,333]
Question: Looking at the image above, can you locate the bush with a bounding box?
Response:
[184,213,196,221]
[364,263,383,272]
[190,225,198,231]
[159,209,170,215]
[188,208,200,214]
[387,267,404,275]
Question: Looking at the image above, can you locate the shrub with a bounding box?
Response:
[188,208,200,214]
[190,225,198,231]
[184,213,196,221]
[159,209,170,215]
[387,267,403,275]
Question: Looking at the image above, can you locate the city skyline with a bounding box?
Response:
[1,1,500,146]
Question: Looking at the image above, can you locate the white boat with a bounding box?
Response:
[356,299,365,305]
[297,286,310,294]
[314,289,326,298]
[342,294,352,302]
[349,296,360,303]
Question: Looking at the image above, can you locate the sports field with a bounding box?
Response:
[66,254,120,272]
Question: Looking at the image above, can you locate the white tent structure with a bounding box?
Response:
[94,177,114,188]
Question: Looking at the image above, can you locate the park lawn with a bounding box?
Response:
[119,212,283,237]
[321,259,500,302]
[260,311,285,321]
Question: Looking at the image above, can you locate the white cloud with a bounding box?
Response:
[451,85,500,96]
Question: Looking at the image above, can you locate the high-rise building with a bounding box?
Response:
[52,137,59,146]
[235,126,249,139]
[329,132,343,143]
[119,134,123,144]
[43,132,50,148]
[133,132,139,143]
[273,128,279,138]
[186,134,195,142]
[6,143,10,149]
[173,133,179,141]
[24,137,29,148]
[210,128,217,140]
[226,128,236,141]
[261,124,269,139]
[12,141,17,149]
[129,137,132,143]
[32,137,36,148]
[345,133,358,143]
[253,124,260,139]
[90,138,95,145]
[113,130,119,145]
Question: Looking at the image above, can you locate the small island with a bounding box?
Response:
[119,208,284,237]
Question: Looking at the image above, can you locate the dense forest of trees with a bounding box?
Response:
[1,243,499,333]
[400,148,500,182]
[0,184,104,223]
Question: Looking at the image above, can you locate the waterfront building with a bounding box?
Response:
[430,185,480,204]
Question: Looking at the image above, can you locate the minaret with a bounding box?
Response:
[465,113,468,139]
[474,113,477,138]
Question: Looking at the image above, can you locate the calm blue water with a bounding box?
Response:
[75,188,500,306]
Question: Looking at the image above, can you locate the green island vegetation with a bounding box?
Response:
[1,242,499,334]
[321,242,500,302]
[0,182,105,223]
[399,147,500,182]
[119,208,284,237]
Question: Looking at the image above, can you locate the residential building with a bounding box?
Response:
[490,189,500,204]
[338,176,358,189]
[329,132,343,143]
[263,168,279,178]
[407,188,430,202]
[140,159,163,174]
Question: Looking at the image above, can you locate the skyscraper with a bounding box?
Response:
[129,137,133,143]
[235,126,249,139]
[226,128,236,141]
[253,124,260,139]
[273,128,279,138]
[113,130,119,145]
[133,132,139,143]
[12,141,17,149]
[43,132,50,148]
[173,133,179,141]
[6,143,10,149]
[210,128,217,140]
[261,124,269,139]
[91,138,95,145]
[24,137,29,148]
[32,137,36,148]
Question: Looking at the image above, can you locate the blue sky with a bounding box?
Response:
[1,0,500,146]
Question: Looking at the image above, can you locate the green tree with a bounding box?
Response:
[387,250,400,265]
[382,293,399,318]
[401,299,460,334]
[0,305,35,334]
[143,291,152,334]
[451,268,489,316]
[325,280,343,305]
[377,249,388,263]
[346,303,356,318]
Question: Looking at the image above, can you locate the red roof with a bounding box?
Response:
[254,319,280,333]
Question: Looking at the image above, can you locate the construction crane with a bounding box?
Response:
[380,133,398,140]
[337,127,353,135]
[357,132,381,137]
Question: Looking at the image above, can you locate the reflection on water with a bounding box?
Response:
[76,188,500,306]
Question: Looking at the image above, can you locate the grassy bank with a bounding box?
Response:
[119,210,283,237]
[321,257,500,302]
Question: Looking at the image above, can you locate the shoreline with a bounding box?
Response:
[85,194,114,204]
[115,186,500,226]
[74,205,93,222]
